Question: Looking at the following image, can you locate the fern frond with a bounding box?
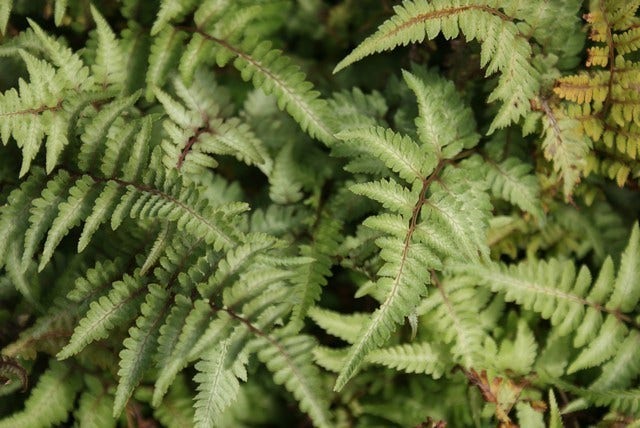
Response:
[155,294,192,373]
[607,222,640,312]
[74,375,115,428]
[334,239,434,390]
[256,333,333,428]
[153,375,195,428]
[89,5,126,91]
[367,342,445,377]
[22,170,73,268]
[0,1,11,35]
[334,0,540,131]
[193,340,244,428]
[350,179,417,216]
[420,275,491,367]
[591,331,640,390]
[485,157,544,219]
[78,92,141,171]
[197,233,278,299]
[492,319,538,375]
[541,105,591,198]
[402,69,479,157]
[336,127,434,184]
[0,362,81,428]
[26,19,90,87]
[0,49,81,175]
[308,307,369,344]
[113,283,171,416]
[39,175,101,271]
[312,346,348,373]
[8,156,243,271]
[333,72,491,391]
[146,27,187,101]
[153,299,212,407]
[152,0,200,35]
[57,273,148,359]
[544,377,640,417]
[66,260,127,306]
[290,214,342,323]
[456,222,640,374]
[554,73,609,104]
[0,169,46,270]
[186,30,336,145]
[155,76,271,174]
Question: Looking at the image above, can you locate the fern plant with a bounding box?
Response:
[0,1,639,427]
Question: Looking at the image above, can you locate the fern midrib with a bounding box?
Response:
[177,123,209,169]
[384,5,510,39]
[337,160,444,389]
[0,99,63,117]
[488,268,637,327]
[380,163,436,317]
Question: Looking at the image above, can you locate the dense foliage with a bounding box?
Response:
[0,1,639,427]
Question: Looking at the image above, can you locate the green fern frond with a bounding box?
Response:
[38,175,101,271]
[153,375,195,428]
[255,333,333,428]
[153,300,212,407]
[485,157,544,219]
[456,222,640,374]
[291,214,342,323]
[178,25,335,145]
[0,1,11,35]
[334,0,540,132]
[333,71,491,391]
[22,170,73,268]
[113,283,171,416]
[78,92,142,171]
[402,69,479,157]
[591,331,640,390]
[544,377,640,417]
[268,142,305,204]
[146,27,187,101]
[350,179,417,216]
[152,0,200,36]
[419,275,491,367]
[308,307,369,344]
[155,294,193,373]
[366,342,446,377]
[57,273,148,360]
[492,319,538,375]
[607,222,640,312]
[26,19,90,87]
[155,75,272,175]
[0,48,82,175]
[336,127,434,184]
[549,390,565,428]
[74,375,115,428]
[0,361,81,428]
[541,107,592,199]
[193,340,244,428]
[89,5,126,91]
